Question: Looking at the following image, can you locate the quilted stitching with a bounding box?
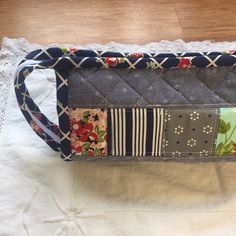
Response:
[68,67,236,107]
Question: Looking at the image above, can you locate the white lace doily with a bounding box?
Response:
[1,37,236,236]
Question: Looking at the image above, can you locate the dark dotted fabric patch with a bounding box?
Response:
[163,108,219,157]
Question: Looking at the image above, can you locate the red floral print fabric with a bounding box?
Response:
[69,109,107,157]
[177,57,192,69]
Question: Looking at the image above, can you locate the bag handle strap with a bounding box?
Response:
[14,52,62,152]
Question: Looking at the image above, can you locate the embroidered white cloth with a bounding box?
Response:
[1,37,236,236]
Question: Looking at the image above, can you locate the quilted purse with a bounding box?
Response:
[14,47,236,161]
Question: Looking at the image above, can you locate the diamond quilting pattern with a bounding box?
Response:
[214,73,236,103]
[106,80,144,105]
[179,74,226,104]
[86,69,122,98]
[68,70,105,107]
[142,78,189,104]
[122,69,160,95]
[68,67,236,107]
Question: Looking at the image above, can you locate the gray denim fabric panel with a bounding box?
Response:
[86,69,123,98]
[68,70,105,105]
[196,67,236,103]
[141,78,188,104]
[163,108,219,157]
[122,69,160,95]
[68,66,236,107]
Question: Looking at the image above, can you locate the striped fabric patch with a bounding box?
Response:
[132,108,147,156]
[107,108,164,157]
[110,108,126,156]
[151,108,164,156]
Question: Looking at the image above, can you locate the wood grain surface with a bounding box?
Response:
[0,0,236,45]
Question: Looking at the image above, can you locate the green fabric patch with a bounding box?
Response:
[216,108,236,156]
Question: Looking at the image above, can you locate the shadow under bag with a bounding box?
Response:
[14,47,236,161]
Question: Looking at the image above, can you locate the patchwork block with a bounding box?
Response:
[107,108,164,157]
[163,108,219,157]
[69,108,107,157]
[216,107,236,156]
[68,107,234,159]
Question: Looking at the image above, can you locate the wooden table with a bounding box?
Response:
[0,0,236,45]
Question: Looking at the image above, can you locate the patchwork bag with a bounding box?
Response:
[14,47,236,161]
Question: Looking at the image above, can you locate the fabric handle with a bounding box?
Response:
[14,58,61,152]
